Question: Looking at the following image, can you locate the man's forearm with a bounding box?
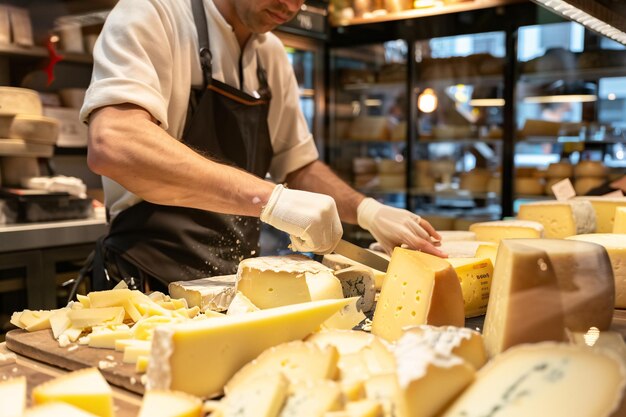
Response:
[285,160,365,224]
[87,104,274,217]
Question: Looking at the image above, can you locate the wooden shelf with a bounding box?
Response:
[0,43,93,64]
[519,66,626,83]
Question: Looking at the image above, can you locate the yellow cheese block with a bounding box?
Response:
[517,200,596,238]
[446,257,493,318]
[123,343,151,364]
[49,308,71,339]
[136,355,150,373]
[567,234,626,308]
[306,329,391,356]
[576,196,626,233]
[441,343,626,417]
[400,325,487,370]
[483,239,615,357]
[146,298,351,398]
[0,376,26,417]
[614,206,626,233]
[437,231,477,241]
[137,390,203,417]
[364,374,399,417]
[88,328,132,349]
[469,220,544,243]
[371,248,465,341]
[212,373,288,417]
[278,380,344,417]
[32,368,114,417]
[24,402,99,417]
[305,272,344,301]
[333,400,384,417]
[225,341,338,394]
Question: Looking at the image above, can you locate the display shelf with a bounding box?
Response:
[410,189,500,200]
[417,74,502,89]
[519,66,626,83]
[340,82,406,93]
[416,138,503,145]
[0,43,93,64]
[0,139,54,158]
[515,136,624,144]
[333,139,407,146]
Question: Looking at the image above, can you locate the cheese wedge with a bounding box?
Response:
[305,272,344,301]
[168,275,237,312]
[614,207,626,233]
[401,325,487,370]
[67,307,125,329]
[333,267,376,312]
[226,292,260,316]
[371,248,465,341]
[0,376,26,417]
[278,380,343,417]
[88,328,133,349]
[469,220,544,243]
[17,309,57,331]
[567,233,626,308]
[146,298,351,398]
[576,196,626,233]
[215,373,288,417]
[138,390,203,417]
[322,253,387,290]
[225,341,338,394]
[446,257,493,318]
[49,308,71,339]
[441,343,626,417]
[518,200,596,238]
[32,368,114,417]
[24,402,99,417]
[322,297,366,330]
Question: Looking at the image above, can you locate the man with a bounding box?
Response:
[80,0,444,291]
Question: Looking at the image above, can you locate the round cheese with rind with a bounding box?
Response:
[0,87,42,116]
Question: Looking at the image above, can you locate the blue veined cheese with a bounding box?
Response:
[333,266,376,313]
[442,343,626,417]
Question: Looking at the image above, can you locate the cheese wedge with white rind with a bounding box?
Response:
[146,298,351,398]
[0,376,26,417]
[31,368,114,417]
[225,340,338,394]
[24,402,99,417]
[0,87,42,116]
[400,325,487,370]
[567,233,626,308]
[372,248,465,341]
[518,199,596,238]
[168,275,237,312]
[441,343,626,417]
[137,390,203,417]
[446,257,493,318]
[469,220,544,243]
[576,196,626,233]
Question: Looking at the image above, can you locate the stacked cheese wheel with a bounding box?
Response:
[0,87,59,146]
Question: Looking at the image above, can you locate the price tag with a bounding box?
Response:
[604,190,624,198]
[551,178,576,201]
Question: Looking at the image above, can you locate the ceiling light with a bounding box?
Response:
[417,88,438,113]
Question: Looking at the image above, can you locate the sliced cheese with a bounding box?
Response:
[278,380,343,417]
[0,376,26,417]
[306,329,390,356]
[576,196,626,233]
[446,257,493,318]
[371,248,465,341]
[567,233,626,308]
[226,292,260,316]
[17,309,56,331]
[24,402,99,417]
[88,328,132,349]
[146,298,351,398]
[32,368,114,417]
[225,341,338,394]
[322,253,387,290]
[49,308,71,339]
[400,325,487,370]
[67,307,125,329]
[333,267,376,312]
[168,275,237,312]
[441,343,626,417]
[469,220,544,243]
[518,199,596,238]
[137,390,203,417]
[615,207,626,233]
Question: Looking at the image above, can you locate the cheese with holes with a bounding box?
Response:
[615,207,626,233]
[237,255,335,309]
[371,248,465,341]
[483,239,615,357]
[333,267,376,312]
[137,390,202,417]
[278,380,343,417]
[576,197,626,233]
[518,200,596,238]
[24,403,99,417]
[441,343,626,417]
[394,336,476,417]
[446,257,493,318]
[401,325,487,370]
[567,234,626,308]
[146,298,350,398]
[225,341,338,394]
[0,376,26,417]
[217,373,288,417]
[322,254,387,290]
[32,368,113,417]
[226,292,259,316]
[168,275,237,312]
[469,220,544,243]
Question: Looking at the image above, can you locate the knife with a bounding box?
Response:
[333,239,390,272]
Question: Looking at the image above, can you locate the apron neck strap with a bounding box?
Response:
[191,0,212,88]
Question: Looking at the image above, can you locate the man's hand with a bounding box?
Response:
[357,197,446,257]
[260,185,343,254]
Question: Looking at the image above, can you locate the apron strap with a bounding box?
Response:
[191,0,212,88]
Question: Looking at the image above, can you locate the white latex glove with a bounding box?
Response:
[260,184,343,254]
[357,197,446,257]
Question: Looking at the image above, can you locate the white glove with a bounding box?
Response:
[260,184,343,254]
[357,197,446,257]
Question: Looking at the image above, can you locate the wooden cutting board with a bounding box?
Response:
[5,329,145,395]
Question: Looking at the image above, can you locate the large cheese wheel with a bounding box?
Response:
[516,177,543,195]
[517,199,596,238]
[460,169,491,193]
[575,161,607,178]
[575,197,626,233]
[0,115,60,145]
[546,162,574,178]
[0,87,42,116]
[575,177,605,196]
[377,159,405,175]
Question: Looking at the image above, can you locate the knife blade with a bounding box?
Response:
[333,239,389,272]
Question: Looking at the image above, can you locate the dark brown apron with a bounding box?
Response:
[88,0,273,291]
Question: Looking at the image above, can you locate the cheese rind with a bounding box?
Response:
[168,275,237,312]
[322,253,387,290]
[441,343,626,417]
[371,248,465,342]
[517,199,596,238]
[567,233,626,308]
[146,298,351,398]
[469,220,544,243]
[576,197,626,233]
